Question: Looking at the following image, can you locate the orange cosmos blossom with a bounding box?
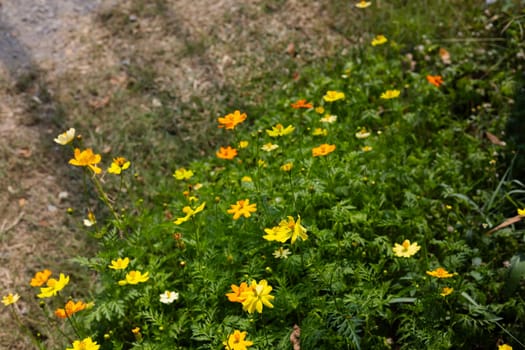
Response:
[217,110,247,130]
[226,282,254,303]
[216,146,238,160]
[426,75,444,87]
[290,99,313,109]
[30,269,52,287]
[69,148,102,174]
[312,144,336,157]
[55,300,87,319]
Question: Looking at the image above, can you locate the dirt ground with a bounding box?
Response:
[0,0,353,348]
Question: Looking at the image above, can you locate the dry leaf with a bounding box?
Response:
[439,47,451,64]
[88,95,111,109]
[17,148,32,158]
[290,324,301,350]
[486,215,522,235]
[18,198,26,207]
[485,131,506,146]
[286,42,296,56]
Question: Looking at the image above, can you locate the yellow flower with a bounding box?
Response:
[426,267,457,279]
[69,148,102,174]
[227,199,257,220]
[174,202,206,225]
[55,300,87,319]
[2,293,20,306]
[320,114,337,123]
[361,146,373,152]
[30,269,52,287]
[280,163,293,172]
[323,90,345,102]
[238,140,249,148]
[273,247,291,259]
[263,216,307,244]
[241,176,252,182]
[440,287,454,297]
[66,337,100,350]
[312,144,336,157]
[226,282,254,303]
[241,279,275,314]
[257,159,266,168]
[315,106,325,114]
[107,157,131,174]
[216,146,238,160]
[518,208,525,216]
[223,330,254,350]
[380,89,401,99]
[312,128,328,136]
[218,110,247,130]
[54,128,76,145]
[118,271,149,285]
[37,273,70,298]
[261,142,279,152]
[371,35,388,46]
[355,128,371,139]
[131,327,141,334]
[355,1,371,8]
[266,123,295,137]
[83,211,96,227]
[392,240,421,258]
[499,344,513,350]
[109,257,130,270]
[173,168,194,180]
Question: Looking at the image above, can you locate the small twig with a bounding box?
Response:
[0,211,25,236]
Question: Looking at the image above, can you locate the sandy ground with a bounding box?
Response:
[0,0,352,347]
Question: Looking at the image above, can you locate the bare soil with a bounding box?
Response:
[0,0,353,348]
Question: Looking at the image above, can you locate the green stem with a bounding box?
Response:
[10,307,46,350]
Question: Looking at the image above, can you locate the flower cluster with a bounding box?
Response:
[263,216,307,244]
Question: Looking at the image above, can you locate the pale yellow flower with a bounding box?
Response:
[261,143,279,152]
[355,128,371,139]
[54,128,76,145]
[392,240,420,258]
[361,146,373,152]
[2,293,20,306]
[320,115,337,123]
[273,247,291,259]
[355,1,371,8]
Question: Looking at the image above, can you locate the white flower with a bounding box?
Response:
[160,290,179,304]
[54,128,75,145]
[272,247,291,259]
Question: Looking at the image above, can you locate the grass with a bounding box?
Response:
[4,0,525,349]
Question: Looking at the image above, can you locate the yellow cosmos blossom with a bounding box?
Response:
[241,279,275,314]
[55,300,87,319]
[323,90,345,102]
[241,176,252,182]
[261,142,279,152]
[118,271,149,285]
[174,202,206,225]
[266,123,295,137]
[238,140,249,148]
[517,208,525,216]
[315,106,325,114]
[361,146,373,152]
[312,128,328,136]
[227,199,257,220]
[273,247,292,259]
[280,163,293,172]
[108,157,131,174]
[109,257,130,270]
[371,35,388,46]
[320,114,337,123]
[173,168,194,180]
[54,128,76,145]
[69,148,102,174]
[392,240,421,258]
[355,128,371,139]
[30,269,52,287]
[223,330,254,350]
[218,110,247,130]
[66,337,100,350]
[355,1,371,8]
[426,267,457,279]
[440,287,454,297]
[83,211,96,227]
[226,282,254,303]
[2,293,20,306]
[312,144,336,157]
[499,344,513,350]
[263,216,307,244]
[37,273,70,298]
[380,89,401,99]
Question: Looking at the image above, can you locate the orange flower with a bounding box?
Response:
[69,148,102,174]
[312,144,336,157]
[290,99,313,109]
[30,269,52,287]
[216,146,238,160]
[426,267,457,279]
[55,300,87,319]
[218,110,247,130]
[225,282,254,303]
[426,75,444,87]
[227,199,257,220]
